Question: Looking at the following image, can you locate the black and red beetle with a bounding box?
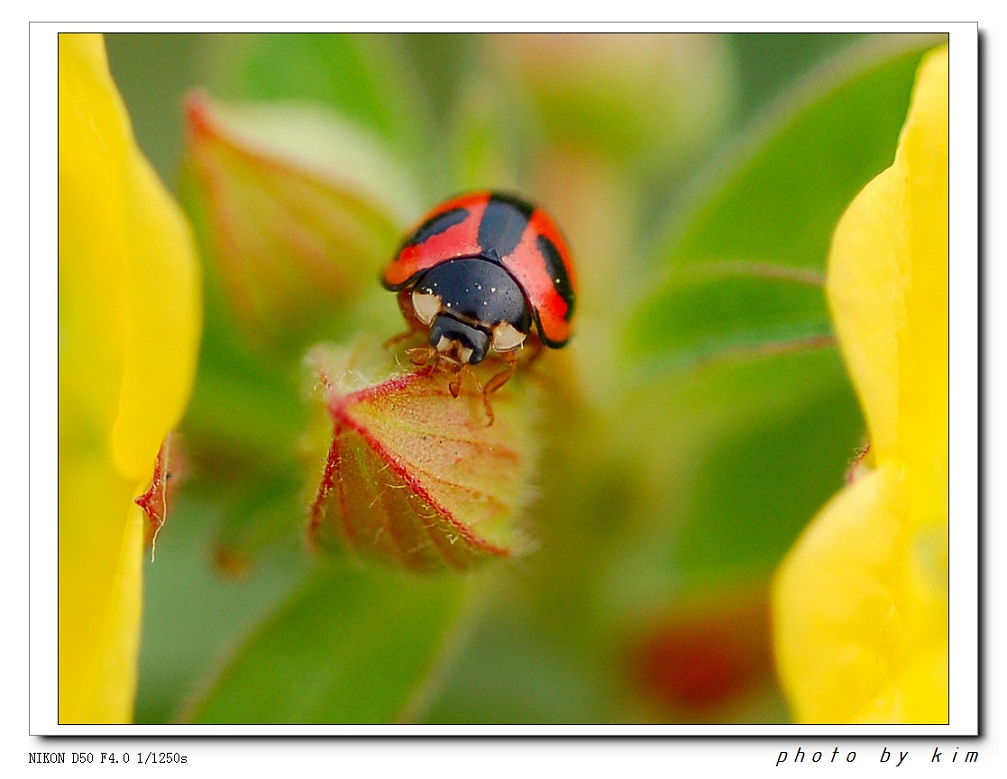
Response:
[382,191,577,422]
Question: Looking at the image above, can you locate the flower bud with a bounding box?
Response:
[489,33,737,167]
[304,343,538,571]
[182,92,415,348]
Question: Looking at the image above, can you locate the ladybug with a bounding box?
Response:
[382,191,576,422]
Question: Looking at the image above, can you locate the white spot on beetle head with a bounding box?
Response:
[491,321,527,353]
[411,290,442,325]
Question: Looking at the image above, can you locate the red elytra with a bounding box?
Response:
[382,191,577,348]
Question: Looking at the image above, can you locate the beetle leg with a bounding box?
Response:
[406,346,436,366]
[484,349,519,396]
[447,362,469,399]
[429,353,464,397]
[460,367,497,427]
[475,351,518,426]
[482,398,496,426]
[479,390,496,426]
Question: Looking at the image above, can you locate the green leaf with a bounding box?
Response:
[184,563,469,723]
[605,346,863,609]
[727,33,868,116]
[625,34,944,375]
[135,494,306,725]
[628,264,832,373]
[667,352,863,582]
[419,593,615,724]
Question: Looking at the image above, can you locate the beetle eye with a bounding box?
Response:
[491,321,527,353]
[411,289,442,326]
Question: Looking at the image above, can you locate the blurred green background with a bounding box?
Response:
[102,32,944,725]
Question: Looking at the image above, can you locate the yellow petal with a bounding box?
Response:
[112,141,201,480]
[58,460,144,722]
[827,46,948,498]
[825,159,903,463]
[851,643,949,724]
[59,33,201,723]
[893,47,949,532]
[773,465,948,723]
[775,46,949,724]
[59,34,131,458]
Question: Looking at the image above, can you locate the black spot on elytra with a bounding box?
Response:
[406,207,469,247]
[537,235,575,320]
[478,195,533,260]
